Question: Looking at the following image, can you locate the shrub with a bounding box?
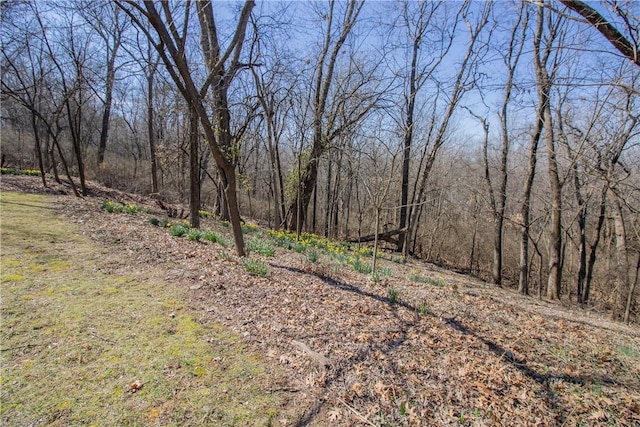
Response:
[149,217,160,226]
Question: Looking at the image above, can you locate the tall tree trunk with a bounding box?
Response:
[533,4,562,300]
[611,196,630,319]
[97,58,116,166]
[189,106,200,228]
[584,183,607,302]
[286,0,365,232]
[147,62,159,194]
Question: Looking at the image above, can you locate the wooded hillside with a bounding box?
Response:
[1,0,639,321]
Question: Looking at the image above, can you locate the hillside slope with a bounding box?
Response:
[2,175,639,426]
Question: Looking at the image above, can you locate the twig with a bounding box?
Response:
[89,329,115,344]
[338,398,377,427]
[1,343,45,352]
[291,340,331,368]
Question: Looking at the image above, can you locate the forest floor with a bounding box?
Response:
[1,175,639,426]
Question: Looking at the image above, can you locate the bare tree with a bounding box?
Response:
[558,0,640,67]
[404,0,492,257]
[533,2,565,300]
[118,0,255,256]
[395,0,456,253]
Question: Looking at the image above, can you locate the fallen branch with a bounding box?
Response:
[338,398,377,426]
[347,228,407,244]
[291,339,331,368]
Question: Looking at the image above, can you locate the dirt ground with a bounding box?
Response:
[2,175,639,426]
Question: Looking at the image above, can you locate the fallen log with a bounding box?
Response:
[347,227,407,244]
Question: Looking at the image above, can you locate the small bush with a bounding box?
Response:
[149,217,160,226]
[170,224,189,237]
[244,258,269,277]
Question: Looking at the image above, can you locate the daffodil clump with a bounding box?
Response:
[102,200,147,215]
[0,167,42,176]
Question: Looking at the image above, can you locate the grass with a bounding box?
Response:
[0,191,289,426]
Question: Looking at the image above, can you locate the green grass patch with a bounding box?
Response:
[0,191,290,426]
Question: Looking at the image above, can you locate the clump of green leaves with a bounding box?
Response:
[387,286,399,304]
[149,217,160,226]
[391,255,406,264]
[202,230,220,244]
[241,222,260,234]
[419,301,429,316]
[410,273,445,287]
[306,250,319,263]
[170,224,189,237]
[0,167,42,176]
[244,258,269,277]
[102,200,124,213]
[248,239,275,257]
[198,209,216,219]
[351,258,372,274]
[187,228,203,241]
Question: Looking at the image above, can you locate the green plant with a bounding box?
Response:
[419,302,429,316]
[241,222,260,234]
[351,258,372,274]
[170,224,189,237]
[248,239,275,257]
[244,258,269,277]
[379,267,393,277]
[102,200,124,213]
[149,217,160,226]
[371,272,382,284]
[387,286,399,304]
[306,250,319,263]
[0,167,42,176]
[617,345,639,358]
[187,229,202,241]
[391,255,406,264]
[219,250,233,262]
[410,273,445,286]
[202,231,219,244]
[125,204,136,214]
[291,242,305,253]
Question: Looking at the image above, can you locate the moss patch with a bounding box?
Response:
[0,192,289,426]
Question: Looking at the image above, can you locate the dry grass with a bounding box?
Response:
[0,192,292,426]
